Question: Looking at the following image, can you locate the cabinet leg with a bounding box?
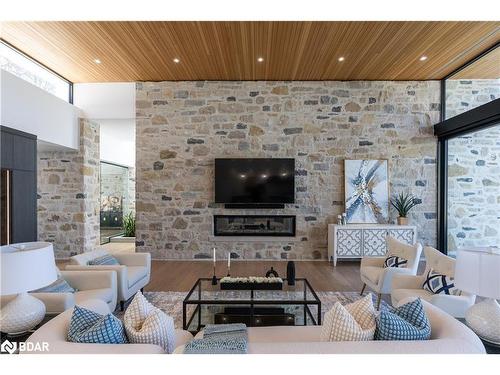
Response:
[360,283,366,296]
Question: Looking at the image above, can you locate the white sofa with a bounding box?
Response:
[174,298,485,354]
[360,236,423,308]
[66,249,151,310]
[391,246,476,318]
[0,270,117,314]
[25,299,193,354]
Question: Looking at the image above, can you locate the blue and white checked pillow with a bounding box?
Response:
[375,298,431,340]
[423,268,460,295]
[383,255,408,268]
[67,305,128,344]
[32,277,76,293]
[88,254,120,266]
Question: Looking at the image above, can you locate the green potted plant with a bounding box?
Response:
[391,192,421,225]
[123,211,136,238]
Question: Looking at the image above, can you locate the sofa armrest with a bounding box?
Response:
[392,273,425,290]
[361,257,385,268]
[65,265,127,300]
[61,270,117,292]
[114,253,151,268]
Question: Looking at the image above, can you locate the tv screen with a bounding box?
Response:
[215,158,295,204]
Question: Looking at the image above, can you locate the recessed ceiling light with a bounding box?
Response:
[257,57,264,62]
[93,59,101,64]
[173,58,180,63]
[419,56,428,61]
[338,57,345,62]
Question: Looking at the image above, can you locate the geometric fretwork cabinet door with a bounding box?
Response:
[328,224,417,266]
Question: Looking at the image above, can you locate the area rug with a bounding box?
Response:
[115,291,390,329]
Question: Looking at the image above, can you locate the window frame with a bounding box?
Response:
[0,39,73,103]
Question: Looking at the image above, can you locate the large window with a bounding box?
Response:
[446,124,500,254]
[0,41,71,102]
[100,162,130,244]
[443,45,499,120]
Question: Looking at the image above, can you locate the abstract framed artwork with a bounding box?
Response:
[344,159,389,224]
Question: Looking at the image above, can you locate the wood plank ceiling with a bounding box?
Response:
[1,21,499,82]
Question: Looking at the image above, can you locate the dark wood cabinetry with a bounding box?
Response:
[0,126,37,244]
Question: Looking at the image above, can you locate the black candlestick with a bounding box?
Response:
[211,264,217,285]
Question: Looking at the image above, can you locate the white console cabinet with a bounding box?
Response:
[327,224,417,266]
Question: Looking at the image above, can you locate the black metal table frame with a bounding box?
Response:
[183,277,321,332]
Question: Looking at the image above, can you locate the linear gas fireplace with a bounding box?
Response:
[213,215,296,237]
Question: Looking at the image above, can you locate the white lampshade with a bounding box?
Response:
[455,247,500,299]
[0,242,57,295]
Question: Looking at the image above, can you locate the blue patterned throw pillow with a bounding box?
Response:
[88,254,120,266]
[423,269,459,295]
[375,298,431,340]
[383,255,408,268]
[67,305,128,344]
[32,277,77,293]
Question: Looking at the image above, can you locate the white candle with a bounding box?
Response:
[213,248,216,265]
[227,252,231,268]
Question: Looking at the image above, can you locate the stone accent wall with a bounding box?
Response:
[127,166,136,215]
[136,81,440,260]
[37,118,100,258]
[445,79,500,119]
[447,125,500,251]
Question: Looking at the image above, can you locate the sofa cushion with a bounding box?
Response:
[422,268,460,295]
[320,293,376,342]
[88,254,120,266]
[383,255,408,268]
[127,266,147,288]
[31,277,76,293]
[124,292,176,353]
[362,266,383,285]
[75,288,114,305]
[375,298,431,340]
[67,305,128,344]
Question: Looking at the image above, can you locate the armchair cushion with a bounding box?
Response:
[124,292,176,353]
[88,254,120,266]
[375,298,431,341]
[68,305,127,344]
[75,288,115,306]
[383,255,408,268]
[321,293,376,342]
[32,277,76,293]
[423,269,460,296]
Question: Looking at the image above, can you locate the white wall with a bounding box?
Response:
[73,83,135,119]
[73,83,136,167]
[100,119,135,167]
[1,70,80,150]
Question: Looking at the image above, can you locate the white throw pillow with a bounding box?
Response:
[320,293,377,342]
[124,292,176,353]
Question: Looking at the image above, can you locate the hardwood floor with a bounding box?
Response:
[144,260,364,292]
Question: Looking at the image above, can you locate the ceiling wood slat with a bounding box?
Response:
[1,21,499,82]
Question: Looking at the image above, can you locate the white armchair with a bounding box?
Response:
[0,270,117,315]
[360,236,422,309]
[65,249,151,310]
[391,246,476,318]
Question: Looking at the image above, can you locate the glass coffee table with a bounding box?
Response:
[183,278,321,332]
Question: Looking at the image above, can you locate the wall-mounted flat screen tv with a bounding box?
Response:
[215,158,295,204]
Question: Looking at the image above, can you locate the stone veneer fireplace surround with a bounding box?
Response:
[136,80,440,260]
